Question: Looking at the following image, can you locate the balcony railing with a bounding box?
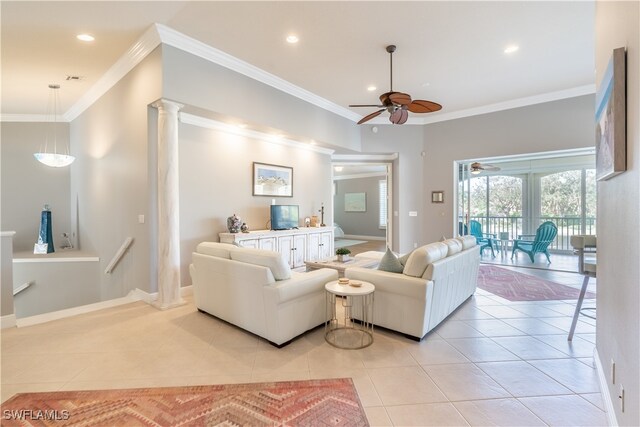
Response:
[461,216,597,252]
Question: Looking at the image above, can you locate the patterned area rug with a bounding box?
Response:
[478,265,595,301]
[0,379,368,426]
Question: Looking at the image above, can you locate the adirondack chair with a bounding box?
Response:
[469,220,496,257]
[511,221,558,263]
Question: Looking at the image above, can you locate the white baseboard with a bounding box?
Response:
[594,347,618,426]
[13,285,194,328]
[1,314,16,329]
[341,234,386,241]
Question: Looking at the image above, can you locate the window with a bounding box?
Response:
[379,179,387,228]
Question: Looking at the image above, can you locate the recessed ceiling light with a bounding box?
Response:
[286,35,299,44]
[76,34,95,42]
[367,85,377,92]
[504,45,519,54]
[422,82,431,87]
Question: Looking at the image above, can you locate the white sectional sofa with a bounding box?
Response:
[190,242,338,346]
[345,236,480,340]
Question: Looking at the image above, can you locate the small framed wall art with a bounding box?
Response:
[432,191,444,203]
[595,47,626,181]
[345,192,366,212]
[253,162,293,197]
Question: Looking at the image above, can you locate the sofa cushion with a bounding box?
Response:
[378,248,404,273]
[197,242,238,259]
[442,238,462,256]
[398,250,413,266]
[402,242,448,278]
[230,248,291,280]
[455,235,477,250]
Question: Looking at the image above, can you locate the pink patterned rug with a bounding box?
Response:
[478,265,595,301]
[0,379,368,426]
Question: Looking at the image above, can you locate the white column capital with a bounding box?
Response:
[151,99,184,113]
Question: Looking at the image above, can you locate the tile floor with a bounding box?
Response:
[1,268,604,426]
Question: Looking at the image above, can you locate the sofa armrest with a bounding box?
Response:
[265,268,338,304]
[345,267,430,300]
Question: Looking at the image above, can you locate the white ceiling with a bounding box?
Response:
[1,1,595,124]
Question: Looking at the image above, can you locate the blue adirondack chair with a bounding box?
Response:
[511,221,558,263]
[469,220,496,257]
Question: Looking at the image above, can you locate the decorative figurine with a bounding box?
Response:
[319,203,326,227]
[34,204,54,254]
[241,223,250,233]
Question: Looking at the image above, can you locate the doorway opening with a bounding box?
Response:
[332,162,392,256]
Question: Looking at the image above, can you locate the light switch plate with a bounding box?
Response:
[409,211,418,217]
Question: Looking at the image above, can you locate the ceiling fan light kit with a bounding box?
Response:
[350,45,442,125]
[34,84,76,168]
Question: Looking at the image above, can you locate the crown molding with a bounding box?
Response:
[155,24,361,123]
[179,112,335,155]
[64,24,162,122]
[332,153,398,161]
[334,172,387,181]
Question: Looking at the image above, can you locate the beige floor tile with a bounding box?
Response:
[491,336,570,360]
[251,348,309,374]
[477,360,571,397]
[71,351,152,381]
[363,406,392,426]
[463,319,527,337]
[408,339,470,365]
[576,357,595,368]
[1,382,63,404]
[539,317,596,334]
[580,393,605,411]
[351,374,384,407]
[502,318,568,335]
[434,321,485,339]
[576,333,596,344]
[386,402,470,426]
[534,334,595,357]
[470,295,503,306]
[360,347,417,369]
[249,371,311,383]
[451,305,496,320]
[368,366,447,405]
[477,305,529,319]
[307,347,365,371]
[423,363,510,401]
[6,353,94,384]
[519,395,607,426]
[528,359,600,393]
[510,305,568,318]
[446,337,520,362]
[453,398,547,426]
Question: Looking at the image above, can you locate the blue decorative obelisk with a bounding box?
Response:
[39,204,55,253]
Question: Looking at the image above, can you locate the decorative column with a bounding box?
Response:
[152,99,185,310]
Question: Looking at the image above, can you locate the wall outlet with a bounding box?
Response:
[611,359,616,384]
[414,242,418,248]
[619,385,625,412]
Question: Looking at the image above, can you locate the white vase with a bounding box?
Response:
[337,254,349,262]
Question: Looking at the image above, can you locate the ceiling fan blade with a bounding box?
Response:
[389,108,408,124]
[408,99,443,113]
[357,109,385,125]
[349,104,385,108]
[389,92,412,105]
[484,165,501,171]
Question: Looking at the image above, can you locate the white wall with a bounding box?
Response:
[595,2,639,425]
[1,122,71,251]
[420,95,595,244]
[178,123,333,285]
[70,47,163,297]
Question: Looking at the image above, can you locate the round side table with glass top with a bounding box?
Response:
[324,280,375,349]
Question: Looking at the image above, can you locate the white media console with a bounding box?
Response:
[219,227,334,268]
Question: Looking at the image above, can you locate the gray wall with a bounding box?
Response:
[70,47,163,298]
[360,125,425,253]
[334,176,386,238]
[1,233,15,318]
[421,95,595,244]
[595,2,639,425]
[161,45,361,153]
[178,123,333,285]
[1,122,71,251]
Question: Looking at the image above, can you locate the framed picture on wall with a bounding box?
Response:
[595,47,626,181]
[432,191,444,203]
[345,192,366,212]
[253,162,293,197]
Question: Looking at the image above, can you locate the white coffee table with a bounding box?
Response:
[305,257,379,277]
[324,280,375,349]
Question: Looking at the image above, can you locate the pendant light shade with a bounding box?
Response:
[34,84,75,168]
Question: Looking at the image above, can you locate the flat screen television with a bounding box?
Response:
[271,205,299,230]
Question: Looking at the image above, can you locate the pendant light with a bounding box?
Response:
[34,84,75,167]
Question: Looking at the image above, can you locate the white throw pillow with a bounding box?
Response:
[455,236,477,250]
[442,238,462,256]
[402,242,448,278]
[230,247,292,281]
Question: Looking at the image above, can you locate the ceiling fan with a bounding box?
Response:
[470,162,501,174]
[349,45,442,125]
